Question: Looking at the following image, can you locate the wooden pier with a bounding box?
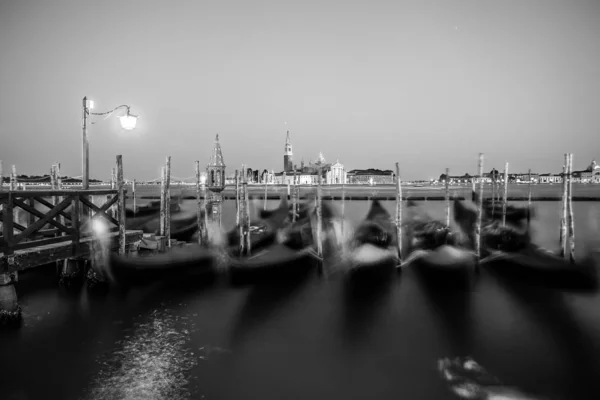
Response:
[0,189,143,273]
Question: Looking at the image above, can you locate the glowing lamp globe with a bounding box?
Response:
[119,114,138,130]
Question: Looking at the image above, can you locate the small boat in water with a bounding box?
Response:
[125,199,181,218]
[108,244,217,285]
[127,213,200,243]
[400,215,476,283]
[480,245,599,292]
[345,200,398,276]
[228,201,321,284]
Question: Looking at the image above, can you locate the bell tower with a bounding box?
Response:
[206,134,226,193]
[284,130,293,173]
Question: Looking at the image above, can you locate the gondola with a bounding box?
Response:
[227,200,322,284]
[345,200,398,276]
[400,216,476,284]
[225,197,292,255]
[472,191,534,224]
[480,244,599,292]
[107,244,218,285]
[127,213,200,243]
[125,199,180,218]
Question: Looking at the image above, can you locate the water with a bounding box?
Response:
[2,200,600,400]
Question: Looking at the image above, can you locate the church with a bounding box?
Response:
[271,130,347,185]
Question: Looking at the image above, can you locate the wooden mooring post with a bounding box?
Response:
[160,166,166,237]
[116,155,126,255]
[475,153,484,269]
[195,161,204,246]
[165,156,172,248]
[293,165,298,223]
[567,153,575,263]
[264,180,268,211]
[502,162,509,227]
[527,169,532,226]
[445,168,450,227]
[235,169,240,227]
[560,153,568,258]
[395,162,403,265]
[316,166,323,261]
[0,160,3,192]
[244,166,251,256]
[132,179,137,217]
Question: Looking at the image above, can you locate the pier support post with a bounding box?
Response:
[58,258,85,289]
[0,273,21,326]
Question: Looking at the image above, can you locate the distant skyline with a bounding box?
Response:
[1,0,599,181]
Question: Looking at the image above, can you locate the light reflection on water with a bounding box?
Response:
[83,307,203,400]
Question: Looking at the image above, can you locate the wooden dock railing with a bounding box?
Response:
[0,189,136,270]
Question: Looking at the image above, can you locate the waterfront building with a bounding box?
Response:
[326,160,346,184]
[206,134,226,192]
[346,169,395,185]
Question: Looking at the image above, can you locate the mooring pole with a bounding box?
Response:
[264,179,268,211]
[475,153,484,270]
[502,162,509,227]
[235,169,240,227]
[132,179,137,217]
[165,156,172,248]
[160,166,166,237]
[293,165,298,222]
[116,155,126,255]
[527,169,532,226]
[567,153,575,263]
[244,165,251,256]
[395,162,403,265]
[238,167,245,256]
[445,167,450,227]
[560,154,568,258]
[195,161,203,246]
[316,166,323,260]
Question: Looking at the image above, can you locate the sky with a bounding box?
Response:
[1,0,599,181]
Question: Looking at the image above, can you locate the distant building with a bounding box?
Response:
[326,160,346,184]
[538,173,562,184]
[206,134,226,192]
[283,130,293,173]
[346,169,395,185]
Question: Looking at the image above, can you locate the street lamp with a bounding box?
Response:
[82,96,138,189]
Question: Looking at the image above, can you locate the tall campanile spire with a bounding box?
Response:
[284,130,293,173]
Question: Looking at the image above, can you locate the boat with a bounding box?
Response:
[345,200,398,276]
[228,244,320,284]
[480,245,599,292]
[125,199,180,218]
[107,244,217,285]
[127,213,200,243]
[400,216,476,284]
[227,204,322,284]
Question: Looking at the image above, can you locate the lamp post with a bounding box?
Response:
[81,96,138,190]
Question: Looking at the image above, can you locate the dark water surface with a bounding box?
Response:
[2,200,600,400]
